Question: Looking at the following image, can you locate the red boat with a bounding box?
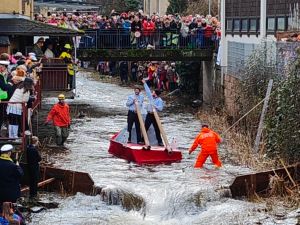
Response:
[108,132,182,165]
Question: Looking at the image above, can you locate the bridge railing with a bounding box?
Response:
[79,29,219,50]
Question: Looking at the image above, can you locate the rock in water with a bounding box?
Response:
[96,186,145,212]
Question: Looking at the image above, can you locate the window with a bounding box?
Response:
[241,19,248,31]
[267,17,275,31]
[234,19,240,31]
[249,19,257,31]
[226,19,233,31]
[277,17,285,31]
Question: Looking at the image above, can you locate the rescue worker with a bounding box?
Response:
[59,44,75,90]
[26,136,41,199]
[126,86,144,144]
[45,94,71,147]
[0,144,24,205]
[188,125,222,168]
[142,79,164,146]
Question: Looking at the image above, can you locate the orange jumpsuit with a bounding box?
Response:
[189,127,222,168]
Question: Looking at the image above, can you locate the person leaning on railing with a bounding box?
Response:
[6,78,34,139]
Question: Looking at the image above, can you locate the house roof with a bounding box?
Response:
[0,18,83,36]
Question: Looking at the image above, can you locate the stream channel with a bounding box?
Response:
[30,72,298,225]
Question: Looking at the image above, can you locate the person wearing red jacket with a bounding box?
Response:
[142,18,155,45]
[45,94,71,147]
[188,125,222,168]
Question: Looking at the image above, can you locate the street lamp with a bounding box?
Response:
[208,0,211,15]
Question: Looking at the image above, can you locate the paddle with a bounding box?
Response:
[134,100,150,148]
[151,106,172,153]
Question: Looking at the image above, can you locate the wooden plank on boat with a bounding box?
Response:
[39,166,95,195]
[152,108,171,151]
[21,178,56,193]
[230,163,300,198]
[134,100,150,146]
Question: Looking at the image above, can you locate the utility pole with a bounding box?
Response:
[209,0,211,15]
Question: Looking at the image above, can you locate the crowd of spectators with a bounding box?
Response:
[97,61,179,91]
[34,10,221,49]
[0,51,40,140]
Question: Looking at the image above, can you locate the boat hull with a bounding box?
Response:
[108,135,182,165]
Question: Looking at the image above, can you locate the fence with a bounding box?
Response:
[41,58,69,91]
[79,29,219,50]
[0,102,27,151]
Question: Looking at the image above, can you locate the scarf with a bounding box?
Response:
[0,154,13,162]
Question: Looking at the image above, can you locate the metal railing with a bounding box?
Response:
[79,29,219,50]
[0,102,27,151]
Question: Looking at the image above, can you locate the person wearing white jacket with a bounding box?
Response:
[7,78,34,138]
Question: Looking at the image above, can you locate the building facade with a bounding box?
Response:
[143,0,169,16]
[0,0,34,19]
[220,0,300,114]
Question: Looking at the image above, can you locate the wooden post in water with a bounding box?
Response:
[134,101,150,147]
[254,79,273,153]
[152,107,171,152]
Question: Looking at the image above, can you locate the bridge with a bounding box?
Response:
[77,29,217,62]
[77,29,219,104]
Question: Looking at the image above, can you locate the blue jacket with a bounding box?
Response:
[126,93,144,112]
[144,83,164,112]
[0,156,23,203]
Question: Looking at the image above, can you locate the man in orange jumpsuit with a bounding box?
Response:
[188,125,222,168]
[45,94,71,147]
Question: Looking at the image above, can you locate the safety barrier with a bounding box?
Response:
[41,59,69,91]
[79,29,219,50]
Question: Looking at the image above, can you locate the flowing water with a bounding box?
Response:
[30,73,298,225]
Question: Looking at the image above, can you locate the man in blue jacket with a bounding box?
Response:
[0,144,23,206]
[142,79,164,146]
[126,87,144,144]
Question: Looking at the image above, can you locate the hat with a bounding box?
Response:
[30,55,38,61]
[1,144,14,152]
[28,52,36,57]
[58,94,65,100]
[64,44,72,49]
[0,60,9,66]
[14,52,23,57]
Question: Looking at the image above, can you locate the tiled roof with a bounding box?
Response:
[0,18,83,36]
